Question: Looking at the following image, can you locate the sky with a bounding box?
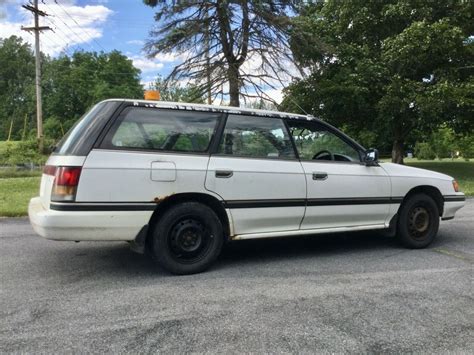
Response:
[0,0,287,103]
[0,0,185,89]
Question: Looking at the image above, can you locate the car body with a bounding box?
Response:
[28,99,466,274]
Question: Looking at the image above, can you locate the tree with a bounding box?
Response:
[150,75,204,103]
[0,36,35,140]
[282,0,474,163]
[143,0,300,107]
[0,35,144,142]
[42,50,143,134]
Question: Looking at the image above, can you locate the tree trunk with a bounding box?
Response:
[228,64,240,107]
[391,139,404,164]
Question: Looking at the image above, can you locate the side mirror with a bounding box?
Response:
[364,148,379,166]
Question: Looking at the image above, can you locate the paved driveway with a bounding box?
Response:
[1,200,473,353]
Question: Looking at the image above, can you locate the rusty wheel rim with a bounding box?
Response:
[408,206,430,239]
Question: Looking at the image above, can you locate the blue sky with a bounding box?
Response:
[1,0,289,103]
[0,0,178,87]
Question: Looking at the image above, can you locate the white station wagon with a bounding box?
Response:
[29,99,465,274]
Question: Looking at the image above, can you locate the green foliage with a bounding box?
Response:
[429,126,455,160]
[0,36,35,141]
[0,36,144,142]
[414,142,436,160]
[283,0,474,163]
[43,116,65,141]
[0,140,49,166]
[42,50,143,126]
[456,135,474,161]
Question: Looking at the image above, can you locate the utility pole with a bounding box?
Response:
[21,0,51,153]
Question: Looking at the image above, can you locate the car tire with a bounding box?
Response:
[397,193,440,249]
[151,202,224,275]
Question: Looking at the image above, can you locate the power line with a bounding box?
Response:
[54,0,108,52]
[40,1,97,52]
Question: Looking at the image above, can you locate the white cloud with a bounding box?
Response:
[127,39,144,46]
[154,51,188,63]
[0,0,112,56]
[129,55,164,72]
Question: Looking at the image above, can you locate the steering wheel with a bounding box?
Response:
[312,149,334,161]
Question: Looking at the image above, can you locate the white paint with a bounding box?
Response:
[300,162,392,229]
[205,156,306,234]
[29,197,150,241]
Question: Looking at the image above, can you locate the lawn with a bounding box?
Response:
[0,160,472,217]
[0,176,41,217]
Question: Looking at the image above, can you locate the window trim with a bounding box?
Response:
[287,119,365,164]
[211,113,299,161]
[97,105,224,154]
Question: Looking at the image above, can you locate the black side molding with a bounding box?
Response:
[50,203,157,211]
[443,195,466,202]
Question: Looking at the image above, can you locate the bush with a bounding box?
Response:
[456,135,474,161]
[414,142,436,160]
[43,116,65,141]
[430,127,454,160]
[0,140,49,166]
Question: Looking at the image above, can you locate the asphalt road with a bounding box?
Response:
[1,201,473,353]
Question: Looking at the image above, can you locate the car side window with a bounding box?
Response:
[288,121,361,162]
[218,115,295,159]
[102,107,220,153]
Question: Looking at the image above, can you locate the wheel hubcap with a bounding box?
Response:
[168,218,212,263]
[408,206,430,239]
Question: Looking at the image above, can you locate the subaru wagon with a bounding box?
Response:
[29,99,466,274]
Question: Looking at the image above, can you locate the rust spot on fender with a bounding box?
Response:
[153,194,174,203]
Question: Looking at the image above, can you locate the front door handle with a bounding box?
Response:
[312,172,328,180]
[215,170,233,178]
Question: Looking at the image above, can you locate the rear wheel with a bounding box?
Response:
[397,193,439,248]
[151,202,224,275]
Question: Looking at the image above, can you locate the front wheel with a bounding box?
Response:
[151,202,224,275]
[397,193,440,248]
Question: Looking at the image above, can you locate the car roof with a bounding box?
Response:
[101,98,316,121]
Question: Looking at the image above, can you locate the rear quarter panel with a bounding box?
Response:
[76,149,219,202]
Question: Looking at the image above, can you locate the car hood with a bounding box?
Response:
[379,162,453,181]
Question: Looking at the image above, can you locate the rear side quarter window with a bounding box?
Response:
[101,107,221,153]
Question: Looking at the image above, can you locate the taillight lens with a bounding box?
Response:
[51,166,82,202]
[43,165,57,176]
[452,180,460,192]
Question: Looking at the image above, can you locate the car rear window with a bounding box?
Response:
[54,101,120,156]
[101,107,220,153]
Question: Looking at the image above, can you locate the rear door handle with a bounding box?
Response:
[312,172,328,180]
[215,170,233,178]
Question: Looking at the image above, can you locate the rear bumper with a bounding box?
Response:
[28,197,152,241]
[442,194,465,220]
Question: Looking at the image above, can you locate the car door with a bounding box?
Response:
[205,114,306,236]
[287,119,391,230]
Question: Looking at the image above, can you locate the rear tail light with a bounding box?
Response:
[43,165,57,176]
[51,166,82,202]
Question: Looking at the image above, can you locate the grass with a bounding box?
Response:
[0,160,472,217]
[0,177,41,217]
